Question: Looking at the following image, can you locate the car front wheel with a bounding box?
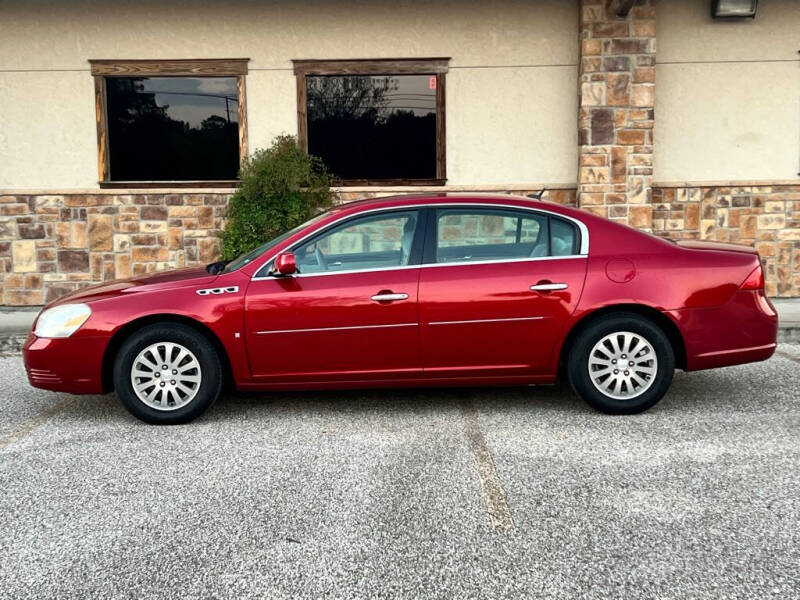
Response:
[113,323,222,424]
[567,313,675,414]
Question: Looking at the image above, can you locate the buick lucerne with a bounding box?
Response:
[23,194,778,424]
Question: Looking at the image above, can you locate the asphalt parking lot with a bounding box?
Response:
[1,348,799,599]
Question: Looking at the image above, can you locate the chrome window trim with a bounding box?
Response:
[250,202,589,281]
[255,322,417,335]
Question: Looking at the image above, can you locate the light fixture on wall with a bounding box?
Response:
[711,0,758,18]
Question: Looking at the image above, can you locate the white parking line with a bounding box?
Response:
[775,350,800,365]
[0,397,75,452]
[460,399,515,533]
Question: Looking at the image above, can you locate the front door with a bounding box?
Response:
[245,209,423,383]
[419,206,587,378]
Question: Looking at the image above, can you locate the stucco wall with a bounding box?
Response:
[0,0,578,189]
[655,0,800,183]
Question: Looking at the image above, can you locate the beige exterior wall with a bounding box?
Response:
[0,0,578,189]
[655,0,800,183]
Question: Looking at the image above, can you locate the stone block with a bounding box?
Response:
[603,56,630,72]
[140,221,167,233]
[0,220,18,240]
[89,214,113,251]
[197,206,214,228]
[632,85,655,107]
[610,39,650,55]
[169,228,184,250]
[607,73,630,106]
[757,214,786,230]
[45,285,76,303]
[581,82,605,107]
[198,238,220,263]
[131,246,168,262]
[18,224,45,239]
[617,129,645,145]
[590,108,614,145]
[115,255,132,279]
[58,250,90,272]
[140,206,168,221]
[581,39,602,56]
[12,240,36,272]
[629,206,652,228]
[610,146,627,183]
[633,67,655,84]
[579,167,609,184]
[5,290,42,305]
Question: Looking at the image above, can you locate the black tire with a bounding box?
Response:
[113,323,223,424]
[567,312,674,415]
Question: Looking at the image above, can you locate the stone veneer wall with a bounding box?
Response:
[1,193,230,305]
[0,189,576,306]
[652,184,800,298]
[1,185,798,305]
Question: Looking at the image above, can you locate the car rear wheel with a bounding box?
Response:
[113,323,222,424]
[567,313,675,414]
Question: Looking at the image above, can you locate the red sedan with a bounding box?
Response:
[23,194,778,424]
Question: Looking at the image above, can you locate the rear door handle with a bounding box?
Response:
[530,283,568,292]
[371,292,409,302]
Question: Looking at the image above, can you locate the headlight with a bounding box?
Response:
[34,303,92,338]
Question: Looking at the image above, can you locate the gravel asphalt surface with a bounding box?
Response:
[1,348,799,599]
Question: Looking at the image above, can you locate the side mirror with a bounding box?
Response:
[273,252,297,276]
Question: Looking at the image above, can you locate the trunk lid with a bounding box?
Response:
[675,240,758,254]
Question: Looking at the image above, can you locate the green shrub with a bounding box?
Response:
[219,135,334,260]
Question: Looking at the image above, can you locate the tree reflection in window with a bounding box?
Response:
[106,77,239,181]
[306,74,437,181]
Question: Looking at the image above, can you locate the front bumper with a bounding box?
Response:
[23,332,110,394]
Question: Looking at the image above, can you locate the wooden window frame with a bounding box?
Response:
[89,58,249,189]
[293,58,449,187]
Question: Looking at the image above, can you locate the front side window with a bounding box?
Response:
[294,59,448,185]
[434,209,579,264]
[90,59,248,185]
[294,211,419,274]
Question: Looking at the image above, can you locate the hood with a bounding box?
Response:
[48,266,219,306]
[675,240,758,255]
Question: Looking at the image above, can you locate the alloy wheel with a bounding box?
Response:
[130,342,203,411]
[587,331,658,400]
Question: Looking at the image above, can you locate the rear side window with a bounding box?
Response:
[433,208,579,264]
[434,209,549,263]
[551,217,579,256]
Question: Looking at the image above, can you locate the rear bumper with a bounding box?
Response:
[667,290,778,371]
[22,333,109,394]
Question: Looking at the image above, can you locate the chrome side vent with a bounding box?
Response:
[196,286,239,296]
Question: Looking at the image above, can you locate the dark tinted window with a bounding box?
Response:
[106,77,239,181]
[306,74,437,180]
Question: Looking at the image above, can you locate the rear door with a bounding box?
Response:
[418,206,588,378]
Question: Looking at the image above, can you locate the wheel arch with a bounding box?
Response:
[101,314,234,393]
[557,303,687,377]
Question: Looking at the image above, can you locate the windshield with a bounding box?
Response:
[222,211,332,273]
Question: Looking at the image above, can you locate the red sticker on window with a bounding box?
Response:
[429,76,437,90]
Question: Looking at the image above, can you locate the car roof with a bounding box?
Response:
[330,192,566,214]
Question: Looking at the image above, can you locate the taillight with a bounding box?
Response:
[740,264,764,291]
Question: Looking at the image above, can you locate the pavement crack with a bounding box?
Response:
[460,398,515,534]
[0,397,75,452]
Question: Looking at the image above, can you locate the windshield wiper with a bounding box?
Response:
[206,260,231,275]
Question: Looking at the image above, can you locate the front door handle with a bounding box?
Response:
[530,282,568,292]
[371,292,409,302]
